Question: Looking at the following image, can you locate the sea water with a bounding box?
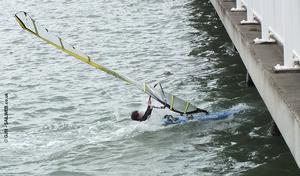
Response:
[0,0,299,175]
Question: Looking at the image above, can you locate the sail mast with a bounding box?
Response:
[15,11,205,115]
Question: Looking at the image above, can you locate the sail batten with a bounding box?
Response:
[15,11,204,115]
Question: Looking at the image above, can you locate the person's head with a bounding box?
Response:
[131,110,142,121]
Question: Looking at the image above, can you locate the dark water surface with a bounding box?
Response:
[0,0,299,175]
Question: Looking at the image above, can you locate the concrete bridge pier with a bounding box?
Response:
[210,0,300,168]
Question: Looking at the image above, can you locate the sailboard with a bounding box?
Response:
[162,106,245,126]
[162,111,232,126]
[15,11,206,115]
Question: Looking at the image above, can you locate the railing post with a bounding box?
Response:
[240,0,259,24]
[253,0,275,44]
[231,0,246,12]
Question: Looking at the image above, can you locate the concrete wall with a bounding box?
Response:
[210,0,300,168]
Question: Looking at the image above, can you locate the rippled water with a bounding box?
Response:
[1,0,299,175]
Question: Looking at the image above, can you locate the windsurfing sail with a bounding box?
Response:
[15,11,206,115]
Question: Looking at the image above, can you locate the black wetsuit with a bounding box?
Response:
[139,106,153,121]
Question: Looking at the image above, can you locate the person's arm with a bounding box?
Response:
[140,106,153,121]
[140,97,153,121]
[147,96,152,106]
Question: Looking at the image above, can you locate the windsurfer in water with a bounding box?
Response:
[131,95,209,122]
[131,96,165,121]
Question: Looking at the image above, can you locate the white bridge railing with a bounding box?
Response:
[231,0,300,72]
